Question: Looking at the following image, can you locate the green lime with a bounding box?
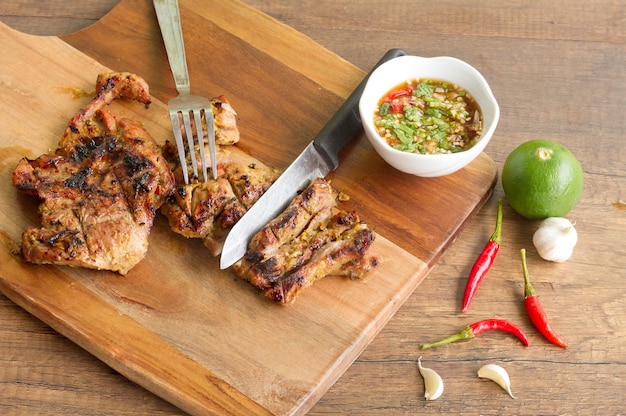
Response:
[502,139,584,220]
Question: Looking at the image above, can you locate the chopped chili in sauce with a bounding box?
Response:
[374,79,483,154]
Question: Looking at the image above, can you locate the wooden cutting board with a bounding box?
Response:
[0,0,497,414]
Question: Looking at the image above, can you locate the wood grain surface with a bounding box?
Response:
[1,0,625,415]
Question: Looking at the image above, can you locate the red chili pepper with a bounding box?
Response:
[420,318,530,350]
[384,88,412,101]
[389,101,405,113]
[461,198,503,312]
[520,249,569,348]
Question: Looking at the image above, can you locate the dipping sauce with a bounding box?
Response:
[374,79,482,154]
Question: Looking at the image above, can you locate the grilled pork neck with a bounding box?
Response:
[233,177,379,305]
[12,71,378,301]
[12,72,175,275]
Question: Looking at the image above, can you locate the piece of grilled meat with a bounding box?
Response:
[13,72,175,275]
[160,96,279,256]
[232,177,379,305]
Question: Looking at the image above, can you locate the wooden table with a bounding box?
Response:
[1,1,624,414]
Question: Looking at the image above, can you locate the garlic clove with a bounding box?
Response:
[477,363,516,398]
[417,356,444,400]
[532,217,578,262]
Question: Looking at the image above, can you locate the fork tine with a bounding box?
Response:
[181,111,199,179]
[205,108,217,180]
[170,112,189,184]
[155,0,218,183]
[193,110,208,181]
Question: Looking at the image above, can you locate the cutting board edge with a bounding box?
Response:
[295,254,431,415]
[59,0,364,101]
[0,231,430,416]
[428,156,498,268]
[0,254,272,416]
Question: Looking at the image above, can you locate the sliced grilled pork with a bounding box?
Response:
[265,223,378,305]
[159,95,279,255]
[232,177,379,305]
[12,73,174,274]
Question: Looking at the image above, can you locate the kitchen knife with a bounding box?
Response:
[220,48,407,269]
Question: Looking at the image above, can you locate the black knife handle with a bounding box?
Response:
[312,48,407,171]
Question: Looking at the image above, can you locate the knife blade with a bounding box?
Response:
[220,48,407,269]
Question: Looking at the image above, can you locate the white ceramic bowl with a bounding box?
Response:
[359,55,500,177]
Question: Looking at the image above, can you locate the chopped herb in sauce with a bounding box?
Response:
[374,79,482,154]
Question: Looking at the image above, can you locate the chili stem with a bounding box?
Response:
[490,198,503,245]
[420,326,474,350]
[520,248,536,297]
[520,249,569,348]
[461,198,503,312]
[420,318,529,350]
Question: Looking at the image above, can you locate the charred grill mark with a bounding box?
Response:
[132,172,152,196]
[244,251,264,264]
[124,153,153,176]
[46,228,84,248]
[351,228,375,255]
[272,207,298,236]
[300,186,315,207]
[102,75,117,92]
[105,135,118,153]
[214,199,245,230]
[64,168,91,190]
[255,257,281,283]
[70,136,103,163]
[67,133,119,164]
[335,211,359,226]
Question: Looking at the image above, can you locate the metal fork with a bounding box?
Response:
[153,0,217,183]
